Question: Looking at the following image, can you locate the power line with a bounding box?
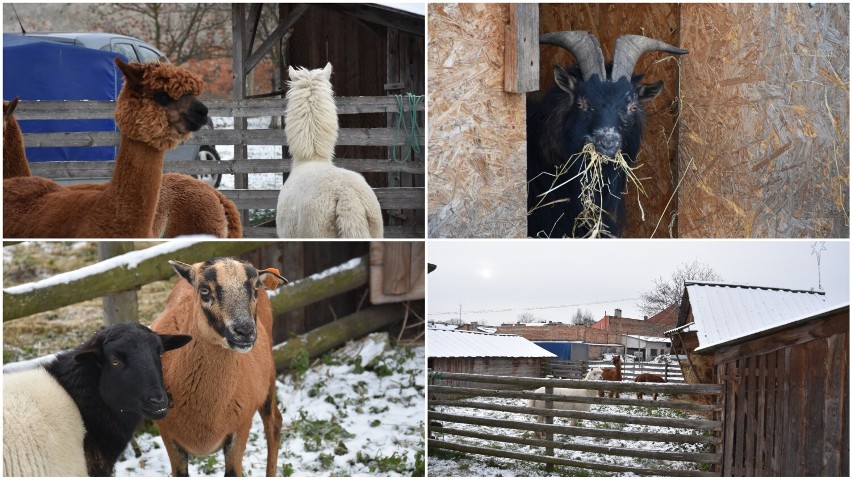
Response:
[428,297,640,316]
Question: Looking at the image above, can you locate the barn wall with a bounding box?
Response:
[678,3,849,238]
[430,357,543,398]
[428,3,527,238]
[535,3,683,237]
[715,311,849,475]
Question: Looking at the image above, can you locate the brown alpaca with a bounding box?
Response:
[3,58,207,238]
[598,355,623,398]
[150,258,287,476]
[634,373,667,400]
[3,97,31,179]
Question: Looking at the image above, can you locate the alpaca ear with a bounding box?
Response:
[288,65,297,80]
[115,57,145,93]
[322,62,333,79]
[169,260,195,284]
[4,97,19,118]
[259,268,288,291]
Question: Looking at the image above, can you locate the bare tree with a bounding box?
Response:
[637,260,723,317]
[517,312,544,324]
[571,308,595,326]
[86,3,231,64]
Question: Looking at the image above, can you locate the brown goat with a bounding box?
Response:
[3,97,30,179]
[3,58,207,238]
[150,257,287,476]
[634,373,667,400]
[598,355,623,398]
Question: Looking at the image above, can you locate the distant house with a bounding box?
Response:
[666,281,829,385]
[622,334,671,361]
[645,305,678,331]
[591,308,667,336]
[428,329,555,396]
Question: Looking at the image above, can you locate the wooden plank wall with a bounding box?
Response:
[535,3,683,238]
[428,3,527,238]
[430,357,542,397]
[715,312,849,475]
[678,3,849,238]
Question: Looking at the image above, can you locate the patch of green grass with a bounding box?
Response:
[281,462,294,477]
[355,450,414,474]
[318,452,335,469]
[289,411,354,452]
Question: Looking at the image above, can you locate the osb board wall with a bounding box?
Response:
[428,3,527,238]
[536,4,683,237]
[678,3,849,237]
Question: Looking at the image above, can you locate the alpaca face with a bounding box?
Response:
[114,58,208,151]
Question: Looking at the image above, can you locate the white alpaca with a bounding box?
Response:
[529,367,604,428]
[276,63,384,238]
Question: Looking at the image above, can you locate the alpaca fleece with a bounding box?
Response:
[3,98,30,179]
[3,367,88,476]
[529,367,604,428]
[276,63,384,238]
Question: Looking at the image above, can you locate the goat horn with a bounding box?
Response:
[611,34,688,83]
[540,31,606,82]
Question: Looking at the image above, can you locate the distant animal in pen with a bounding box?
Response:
[598,354,623,398]
[528,367,604,432]
[527,31,687,238]
[634,373,667,400]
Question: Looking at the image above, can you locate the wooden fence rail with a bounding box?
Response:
[428,370,723,476]
[547,359,686,382]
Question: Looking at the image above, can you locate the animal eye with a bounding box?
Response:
[199,286,211,299]
[111,358,122,368]
[627,102,638,113]
[153,91,174,105]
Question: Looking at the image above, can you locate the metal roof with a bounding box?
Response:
[682,281,830,352]
[427,329,557,358]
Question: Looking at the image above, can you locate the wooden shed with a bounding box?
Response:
[428,329,556,396]
[428,3,848,238]
[668,281,848,475]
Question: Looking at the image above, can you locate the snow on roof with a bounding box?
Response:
[683,281,831,352]
[665,321,697,336]
[476,326,497,334]
[624,334,670,343]
[428,329,557,358]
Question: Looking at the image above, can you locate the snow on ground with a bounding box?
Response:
[213,116,282,191]
[428,395,713,477]
[115,335,425,476]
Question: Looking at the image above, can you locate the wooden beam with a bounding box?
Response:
[232,3,250,226]
[504,3,540,93]
[324,3,423,37]
[245,3,309,74]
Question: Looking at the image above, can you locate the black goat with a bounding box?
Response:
[527,31,687,238]
[47,323,191,475]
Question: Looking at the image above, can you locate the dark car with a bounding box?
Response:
[7,32,221,186]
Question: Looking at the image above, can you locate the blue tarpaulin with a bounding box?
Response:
[3,33,125,162]
[533,341,589,361]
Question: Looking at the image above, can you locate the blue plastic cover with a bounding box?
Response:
[534,341,589,361]
[3,33,125,162]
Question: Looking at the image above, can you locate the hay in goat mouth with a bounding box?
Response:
[533,143,647,238]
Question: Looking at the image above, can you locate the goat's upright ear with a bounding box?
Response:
[115,57,145,94]
[259,267,288,291]
[637,80,664,101]
[169,260,195,284]
[159,334,192,352]
[553,65,578,99]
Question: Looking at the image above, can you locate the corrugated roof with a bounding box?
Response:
[427,329,557,358]
[683,281,829,352]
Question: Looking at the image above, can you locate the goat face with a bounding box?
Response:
[73,323,191,419]
[552,68,663,159]
[170,258,287,353]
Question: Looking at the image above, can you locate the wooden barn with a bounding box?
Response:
[427,329,556,397]
[428,3,848,238]
[667,281,848,476]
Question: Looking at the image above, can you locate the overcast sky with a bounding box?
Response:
[427,240,849,326]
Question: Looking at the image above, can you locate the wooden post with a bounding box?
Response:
[504,3,540,93]
[232,4,250,228]
[545,385,554,472]
[97,242,138,326]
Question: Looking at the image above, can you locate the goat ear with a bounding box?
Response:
[637,80,664,101]
[169,260,194,284]
[159,334,192,352]
[259,268,288,291]
[4,97,19,118]
[115,57,145,93]
[554,65,578,97]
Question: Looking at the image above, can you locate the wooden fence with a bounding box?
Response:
[546,359,685,383]
[428,370,723,476]
[15,97,425,238]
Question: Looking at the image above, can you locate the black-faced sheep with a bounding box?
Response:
[2,323,191,476]
[527,31,688,238]
[150,257,287,476]
[529,367,604,429]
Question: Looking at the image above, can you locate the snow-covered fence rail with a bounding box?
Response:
[16,97,425,238]
[547,359,685,383]
[428,371,723,476]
